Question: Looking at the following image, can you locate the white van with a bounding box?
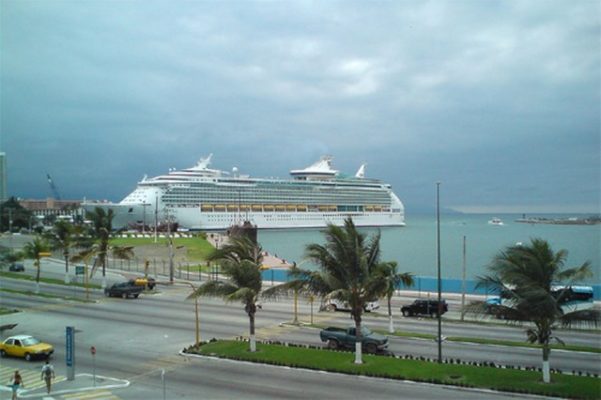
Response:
[324,299,380,312]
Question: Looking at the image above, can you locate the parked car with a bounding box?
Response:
[0,335,54,361]
[130,277,156,289]
[323,299,380,312]
[319,326,388,354]
[104,282,144,299]
[401,299,448,317]
[9,263,25,272]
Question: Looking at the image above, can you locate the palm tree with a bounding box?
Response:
[77,207,134,287]
[263,264,331,324]
[475,238,600,383]
[304,217,388,364]
[85,207,116,285]
[71,243,134,294]
[188,235,263,352]
[22,237,51,293]
[43,220,83,282]
[378,261,414,333]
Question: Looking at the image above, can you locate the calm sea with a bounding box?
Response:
[257,214,601,298]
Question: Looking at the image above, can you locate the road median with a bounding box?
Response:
[183,339,600,400]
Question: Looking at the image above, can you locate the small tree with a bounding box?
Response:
[188,235,263,352]
[475,238,600,383]
[304,218,388,364]
[22,237,51,293]
[378,261,413,333]
[44,220,84,281]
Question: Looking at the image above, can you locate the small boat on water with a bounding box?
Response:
[488,217,504,226]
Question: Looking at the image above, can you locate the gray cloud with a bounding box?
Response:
[1,0,599,212]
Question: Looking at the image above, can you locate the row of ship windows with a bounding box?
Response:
[191,204,391,212]
[205,214,366,222]
[163,195,390,203]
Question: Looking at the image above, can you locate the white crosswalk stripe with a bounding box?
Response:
[60,389,121,399]
[0,364,65,391]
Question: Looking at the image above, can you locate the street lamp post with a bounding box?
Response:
[142,203,150,235]
[185,283,201,347]
[436,181,442,363]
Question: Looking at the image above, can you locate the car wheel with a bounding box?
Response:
[327,304,337,312]
[366,343,377,354]
[25,353,32,361]
[327,339,339,350]
[122,293,127,299]
[0,349,6,357]
[134,294,139,298]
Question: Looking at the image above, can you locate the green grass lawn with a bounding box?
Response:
[189,340,600,399]
[110,236,214,262]
[0,271,102,289]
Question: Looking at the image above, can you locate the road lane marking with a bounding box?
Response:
[60,389,121,399]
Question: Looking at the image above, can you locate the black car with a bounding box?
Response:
[401,299,448,317]
[9,263,25,272]
[104,282,144,299]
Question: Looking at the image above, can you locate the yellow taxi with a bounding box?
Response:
[0,335,54,361]
[130,277,156,289]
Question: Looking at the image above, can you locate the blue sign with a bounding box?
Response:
[66,326,74,367]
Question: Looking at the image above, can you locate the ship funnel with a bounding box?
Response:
[355,163,367,178]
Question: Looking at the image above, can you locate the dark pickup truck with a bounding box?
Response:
[319,326,388,354]
[104,282,144,299]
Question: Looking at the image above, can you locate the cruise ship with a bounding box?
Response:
[82,155,405,230]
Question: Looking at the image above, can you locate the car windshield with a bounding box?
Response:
[360,327,372,336]
[21,337,41,346]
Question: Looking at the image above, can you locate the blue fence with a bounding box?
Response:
[261,269,601,300]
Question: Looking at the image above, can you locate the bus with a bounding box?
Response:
[550,285,594,312]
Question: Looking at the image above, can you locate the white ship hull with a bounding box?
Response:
[82,203,404,230]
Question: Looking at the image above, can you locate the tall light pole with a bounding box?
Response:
[142,203,150,235]
[185,283,201,347]
[436,181,442,363]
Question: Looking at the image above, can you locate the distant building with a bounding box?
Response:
[19,198,82,218]
[0,152,6,202]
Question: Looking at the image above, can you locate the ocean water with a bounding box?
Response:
[257,214,601,298]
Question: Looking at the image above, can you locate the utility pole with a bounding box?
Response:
[436,182,442,363]
[154,196,158,244]
[461,235,467,321]
[167,212,174,283]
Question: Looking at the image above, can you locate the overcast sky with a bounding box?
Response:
[1,0,599,213]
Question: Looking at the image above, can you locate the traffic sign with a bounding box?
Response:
[38,252,52,257]
[66,326,75,381]
[76,266,85,275]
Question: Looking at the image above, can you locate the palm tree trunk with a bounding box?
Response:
[249,311,256,352]
[64,250,69,273]
[387,295,394,333]
[542,344,551,383]
[64,251,70,284]
[354,313,363,364]
[35,259,41,294]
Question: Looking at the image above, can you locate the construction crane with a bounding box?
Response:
[46,173,61,200]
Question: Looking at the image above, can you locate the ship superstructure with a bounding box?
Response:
[83,155,405,230]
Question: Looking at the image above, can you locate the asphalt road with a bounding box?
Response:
[1,274,600,399]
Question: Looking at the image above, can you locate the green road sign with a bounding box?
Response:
[75,266,84,275]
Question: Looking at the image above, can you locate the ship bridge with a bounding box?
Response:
[290,156,339,181]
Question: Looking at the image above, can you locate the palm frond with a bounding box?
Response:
[187,281,239,299]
